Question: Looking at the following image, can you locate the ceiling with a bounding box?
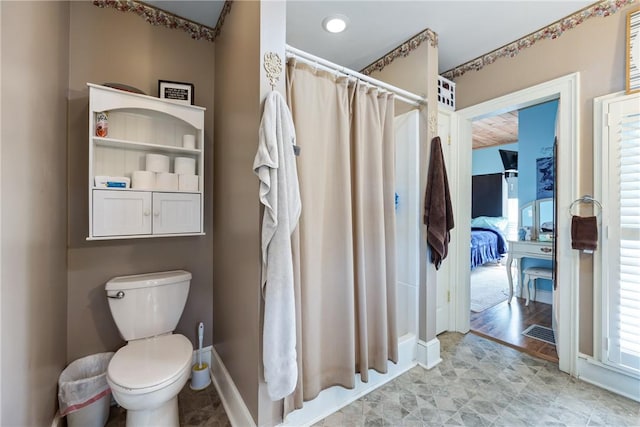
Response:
[143,1,586,149]
[472,111,519,149]
[144,0,595,73]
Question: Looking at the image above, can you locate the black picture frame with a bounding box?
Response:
[158,80,194,105]
[536,157,554,199]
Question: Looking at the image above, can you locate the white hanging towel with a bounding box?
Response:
[253,91,301,401]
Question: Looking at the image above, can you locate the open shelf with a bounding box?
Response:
[93,137,201,154]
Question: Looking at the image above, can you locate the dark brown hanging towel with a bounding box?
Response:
[571,215,598,251]
[424,136,454,270]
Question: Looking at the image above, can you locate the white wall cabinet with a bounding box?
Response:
[92,190,201,237]
[152,192,201,234]
[93,190,152,237]
[87,83,206,240]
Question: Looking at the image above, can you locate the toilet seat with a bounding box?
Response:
[107,334,192,395]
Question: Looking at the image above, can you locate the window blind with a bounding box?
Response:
[605,95,640,375]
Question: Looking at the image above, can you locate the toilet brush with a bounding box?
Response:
[190,322,211,390]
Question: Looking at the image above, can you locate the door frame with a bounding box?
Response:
[449,73,580,375]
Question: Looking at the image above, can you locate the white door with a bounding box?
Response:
[394,110,420,338]
[92,189,151,237]
[436,109,454,334]
[152,192,201,234]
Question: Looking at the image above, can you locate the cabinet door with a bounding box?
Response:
[93,190,151,237]
[152,193,201,234]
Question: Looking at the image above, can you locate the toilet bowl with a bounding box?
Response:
[107,334,192,426]
[105,270,193,427]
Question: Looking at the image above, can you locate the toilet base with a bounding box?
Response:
[125,396,179,427]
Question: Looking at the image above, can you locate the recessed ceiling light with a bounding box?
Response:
[322,15,348,33]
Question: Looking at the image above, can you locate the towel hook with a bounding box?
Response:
[569,195,602,217]
[264,52,283,91]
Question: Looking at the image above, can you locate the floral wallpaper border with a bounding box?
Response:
[361,0,636,79]
[442,0,636,79]
[360,29,438,76]
[93,0,233,42]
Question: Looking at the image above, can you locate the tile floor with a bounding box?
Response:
[106,332,640,427]
[105,380,231,427]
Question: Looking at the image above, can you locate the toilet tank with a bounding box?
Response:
[105,270,191,341]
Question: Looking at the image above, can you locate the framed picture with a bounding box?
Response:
[536,157,554,199]
[626,7,640,94]
[158,80,194,105]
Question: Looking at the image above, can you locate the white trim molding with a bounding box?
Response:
[282,336,418,427]
[453,73,580,376]
[210,347,256,427]
[417,338,442,369]
[577,355,640,403]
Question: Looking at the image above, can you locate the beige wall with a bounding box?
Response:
[213,0,262,422]
[66,2,215,361]
[453,5,633,354]
[1,1,70,425]
[371,44,430,112]
[369,43,440,343]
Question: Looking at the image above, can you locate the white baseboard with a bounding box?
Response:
[576,355,640,403]
[281,336,417,427]
[417,338,441,369]
[210,346,256,427]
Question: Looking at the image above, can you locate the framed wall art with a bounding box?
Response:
[536,157,554,199]
[626,7,640,94]
[158,80,194,105]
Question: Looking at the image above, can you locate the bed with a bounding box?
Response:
[470,226,508,269]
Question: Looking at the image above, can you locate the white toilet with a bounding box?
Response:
[105,270,193,427]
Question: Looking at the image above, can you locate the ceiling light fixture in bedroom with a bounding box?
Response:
[322,15,349,33]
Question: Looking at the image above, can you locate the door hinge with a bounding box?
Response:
[606,112,615,127]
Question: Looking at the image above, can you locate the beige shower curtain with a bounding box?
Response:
[284,60,398,414]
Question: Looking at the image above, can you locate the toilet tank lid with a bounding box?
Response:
[105,270,192,291]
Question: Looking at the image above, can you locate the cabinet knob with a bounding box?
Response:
[541,247,552,253]
[154,211,160,217]
[143,210,150,216]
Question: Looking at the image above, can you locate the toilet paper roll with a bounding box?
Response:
[179,174,199,192]
[156,172,179,191]
[131,171,156,190]
[146,153,170,173]
[182,134,196,150]
[174,157,196,175]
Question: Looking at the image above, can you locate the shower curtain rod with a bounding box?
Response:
[285,45,426,107]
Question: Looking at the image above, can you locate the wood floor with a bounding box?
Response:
[470,296,559,363]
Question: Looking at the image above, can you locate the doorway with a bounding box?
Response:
[448,73,580,376]
[468,101,558,362]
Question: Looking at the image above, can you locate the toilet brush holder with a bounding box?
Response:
[190,363,211,391]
